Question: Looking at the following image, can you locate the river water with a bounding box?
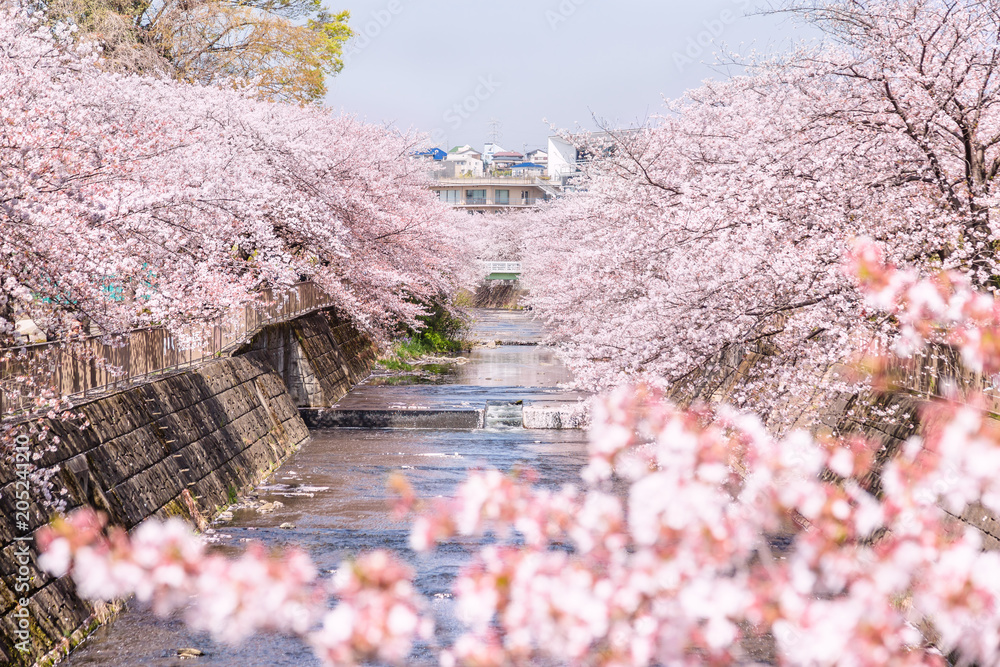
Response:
[67,310,589,666]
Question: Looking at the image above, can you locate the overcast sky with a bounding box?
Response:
[323,0,815,153]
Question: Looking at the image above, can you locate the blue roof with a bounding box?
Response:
[413,147,447,160]
[511,162,545,169]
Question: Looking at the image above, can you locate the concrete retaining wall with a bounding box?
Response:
[0,310,374,665]
[672,342,1000,548]
[473,282,524,309]
[238,310,376,408]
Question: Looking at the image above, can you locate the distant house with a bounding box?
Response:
[509,162,546,177]
[482,142,505,166]
[525,148,548,165]
[413,147,447,161]
[547,131,641,188]
[445,144,484,177]
[449,144,481,158]
[491,151,524,170]
[547,135,580,186]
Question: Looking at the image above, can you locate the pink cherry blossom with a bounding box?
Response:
[0,4,473,435]
[31,0,1000,665]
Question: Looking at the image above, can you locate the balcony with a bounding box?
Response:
[457,197,548,207]
[434,175,542,186]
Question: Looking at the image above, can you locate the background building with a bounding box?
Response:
[431,175,550,212]
[426,137,563,213]
[443,145,484,177]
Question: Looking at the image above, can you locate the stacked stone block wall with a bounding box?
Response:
[0,309,374,665]
[239,310,376,408]
[675,342,1000,549]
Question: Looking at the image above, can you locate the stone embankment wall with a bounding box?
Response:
[0,310,374,665]
[239,311,375,407]
[671,342,1000,548]
[473,282,524,309]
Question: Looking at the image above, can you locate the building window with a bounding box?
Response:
[521,190,531,203]
[495,189,509,205]
[466,189,487,205]
[439,190,459,203]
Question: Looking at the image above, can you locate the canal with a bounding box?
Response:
[67,310,590,666]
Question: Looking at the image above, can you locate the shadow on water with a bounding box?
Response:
[364,374,446,386]
[365,359,463,386]
[67,311,588,666]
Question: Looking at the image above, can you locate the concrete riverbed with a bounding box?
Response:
[65,309,590,666]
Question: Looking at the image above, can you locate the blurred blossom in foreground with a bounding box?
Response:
[39,237,1000,665]
[40,241,1000,665]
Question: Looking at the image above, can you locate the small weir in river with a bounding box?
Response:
[66,310,589,666]
[484,401,524,428]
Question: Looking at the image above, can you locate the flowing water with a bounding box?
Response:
[66,310,589,666]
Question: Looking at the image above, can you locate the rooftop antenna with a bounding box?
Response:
[487,117,503,146]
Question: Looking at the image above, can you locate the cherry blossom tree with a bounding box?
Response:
[0,4,471,425]
[470,209,531,264]
[524,0,1000,429]
[26,1,1000,664]
[38,240,1000,665]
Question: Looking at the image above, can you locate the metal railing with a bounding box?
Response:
[432,176,542,185]
[0,282,333,417]
[485,261,523,274]
[457,197,549,207]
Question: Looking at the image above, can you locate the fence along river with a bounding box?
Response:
[0,282,332,417]
[65,309,590,665]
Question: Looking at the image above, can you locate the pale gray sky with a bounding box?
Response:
[324,0,813,153]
